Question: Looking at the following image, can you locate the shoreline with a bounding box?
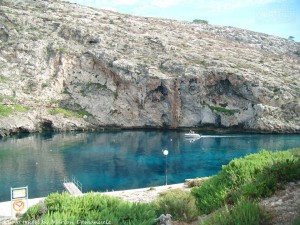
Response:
[2,127,300,139]
[103,183,189,203]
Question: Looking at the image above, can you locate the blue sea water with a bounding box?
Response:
[0,131,299,201]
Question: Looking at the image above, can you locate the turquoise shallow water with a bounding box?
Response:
[0,131,299,201]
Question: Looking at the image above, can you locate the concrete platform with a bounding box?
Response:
[63,182,83,196]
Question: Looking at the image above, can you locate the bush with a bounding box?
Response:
[48,107,91,118]
[292,207,300,225]
[156,189,198,222]
[21,201,46,221]
[23,192,158,225]
[200,199,267,225]
[228,157,300,202]
[193,19,208,24]
[185,178,208,188]
[192,149,300,214]
[294,50,300,57]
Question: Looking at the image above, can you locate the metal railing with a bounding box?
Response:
[63,175,82,192]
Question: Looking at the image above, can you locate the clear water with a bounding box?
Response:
[0,131,299,201]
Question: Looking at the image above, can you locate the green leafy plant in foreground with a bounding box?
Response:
[229,157,300,202]
[192,149,300,214]
[22,192,157,225]
[199,199,267,225]
[22,201,46,221]
[156,189,198,222]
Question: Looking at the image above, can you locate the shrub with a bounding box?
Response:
[156,189,198,222]
[228,157,300,202]
[292,207,300,225]
[21,201,46,221]
[193,19,208,24]
[192,149,300,214]
[294,50,300,57]
[191,174,230,214]
[25,192,158,225]
[48,107,91,118]
[200,199,267,225]
[185,178,208,188]
[206,104,239,115]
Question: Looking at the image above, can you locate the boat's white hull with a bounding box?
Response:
[185,134,201,138]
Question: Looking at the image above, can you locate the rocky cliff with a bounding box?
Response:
[0,0,299,136]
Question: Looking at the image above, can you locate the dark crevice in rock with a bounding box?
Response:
[147,84,168,102]
[0,27,9,42]
[88,39,99,44]
[40,120,54,131]
[15,126,30,133]
[161,113,170,128]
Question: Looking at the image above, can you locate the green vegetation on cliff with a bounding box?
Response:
[0,95,28,117]
[0,104,28,117]
[48,107,91,118]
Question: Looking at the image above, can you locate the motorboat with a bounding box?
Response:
[184,130,201,138]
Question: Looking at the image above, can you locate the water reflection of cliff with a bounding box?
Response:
[0,132,89,201]
[62,131,177,191]
[60,132,300,193]
[0,131,299,201]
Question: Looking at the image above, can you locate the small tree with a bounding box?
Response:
[288,36,295,41]
[193,19,208,24]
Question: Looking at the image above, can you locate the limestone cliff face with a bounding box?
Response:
[0,0,299,136]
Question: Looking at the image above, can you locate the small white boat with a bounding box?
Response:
[185,130,201,138]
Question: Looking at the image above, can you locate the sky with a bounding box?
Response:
[66,0,300,42]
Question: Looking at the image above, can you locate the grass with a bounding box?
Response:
[48,107,92,118]
[156,189,198,222]
[0,74,10,82]
[206,103,239,115]
[57,46,66,53]
[80,83,108,96]
[0,104,28,117]
[86,82,107,89]
[199,199,267,225]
